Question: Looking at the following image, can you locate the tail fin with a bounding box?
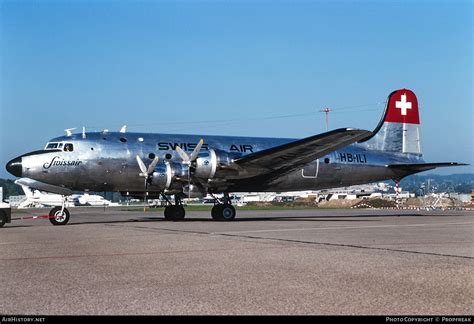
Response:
[361,89,421,155]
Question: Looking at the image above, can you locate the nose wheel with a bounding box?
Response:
[49,206,70,225]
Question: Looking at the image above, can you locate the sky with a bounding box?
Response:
[1,0,472,179]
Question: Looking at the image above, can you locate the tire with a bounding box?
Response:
[211,204,223,220]
[49,207,70,226]
[164,206,173,221]
[211,204,236,221]
[164,206,185,221]
[221,204,236,221]
[0,211,6,228]
[172,206,185,221]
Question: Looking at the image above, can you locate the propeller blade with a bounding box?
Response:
[175,145,190,163]
[136,155,147,176]
[135,155,160,212]
[189,139,204,162]
[147,156,160,175]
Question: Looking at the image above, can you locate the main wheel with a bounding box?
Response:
[0,210,6,228]
[211,204,223,220]
[164,205,185,221]
[211,204,236,221]
[164,205,173,220]
[49,207,70,226]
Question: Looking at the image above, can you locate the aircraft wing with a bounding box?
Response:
[233,128,372,177]
[15,178,73,196]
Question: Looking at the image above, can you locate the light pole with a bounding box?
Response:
[320,108,332,131]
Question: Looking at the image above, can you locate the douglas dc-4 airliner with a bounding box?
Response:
[5,89,465,225]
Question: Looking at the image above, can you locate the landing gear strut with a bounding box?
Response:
[211,193,236,221]
[163,194,186,221]
[49,196,70,225]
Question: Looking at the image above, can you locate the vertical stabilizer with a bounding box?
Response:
[361,89,421,155]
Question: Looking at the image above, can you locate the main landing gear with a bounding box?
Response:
[211,193,236,221]
[163,195,186,221]
[161,192,237,221]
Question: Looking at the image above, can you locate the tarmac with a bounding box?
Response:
[1,207,473,315]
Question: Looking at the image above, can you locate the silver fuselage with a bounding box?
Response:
[18,132,423,194]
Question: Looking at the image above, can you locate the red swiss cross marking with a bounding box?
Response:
[384,89,420,124]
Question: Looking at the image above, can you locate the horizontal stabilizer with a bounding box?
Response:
[386,162,468,174]
[15,178,73,196]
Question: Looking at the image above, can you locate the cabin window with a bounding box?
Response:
[64,143,74,152]
[148,153,156,160]
[120,137,127,143]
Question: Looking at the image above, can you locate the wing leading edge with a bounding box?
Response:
[233,128,372,178]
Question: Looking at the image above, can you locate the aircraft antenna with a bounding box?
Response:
[65,128,76,136]
[319,108,332,131]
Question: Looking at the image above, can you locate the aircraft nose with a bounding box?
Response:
[6,157,22,177]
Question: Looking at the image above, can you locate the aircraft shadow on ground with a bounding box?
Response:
[54,213,427,226]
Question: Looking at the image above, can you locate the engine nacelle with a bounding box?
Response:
[194,149,235,180]
[194,150,217,179]
[149,161,189,191]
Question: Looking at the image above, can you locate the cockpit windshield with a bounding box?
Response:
[45,143,59,149]
[45,142,73,152]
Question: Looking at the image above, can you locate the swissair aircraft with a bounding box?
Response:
[5,89,465,225]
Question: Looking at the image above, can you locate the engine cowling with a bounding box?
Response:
[194,149,235,180]
[148,161,188,192]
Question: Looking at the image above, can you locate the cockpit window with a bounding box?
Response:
[45,142,59,149]
[45,142,74,151]
[64,143,74,152]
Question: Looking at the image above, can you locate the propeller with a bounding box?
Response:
[175,139,204,166]
[175,139,204,200]
[136,155,160,210]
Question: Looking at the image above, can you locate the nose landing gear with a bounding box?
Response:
[49,196,70,225]
[49,206,70,225]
